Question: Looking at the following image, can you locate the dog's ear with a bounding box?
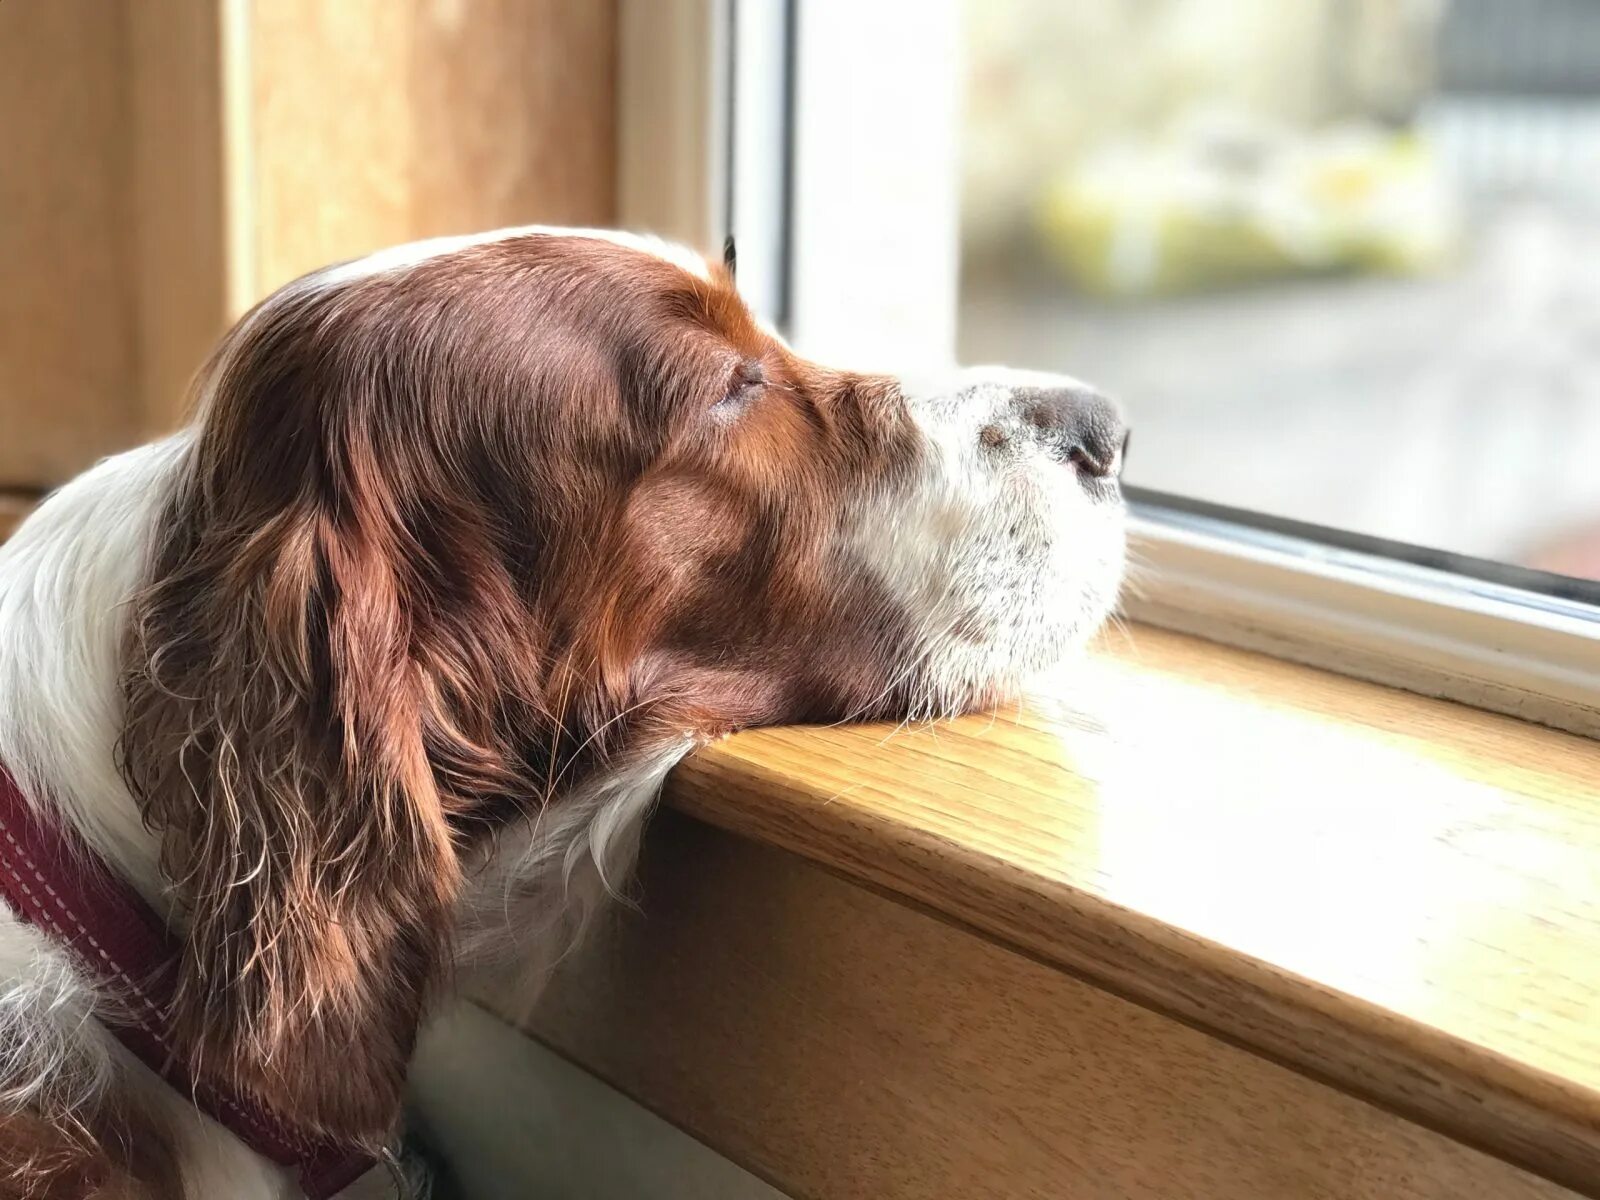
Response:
[123,498,457,1146]
[120,298,534,1147]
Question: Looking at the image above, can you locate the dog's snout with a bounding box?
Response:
[1017,387,1127,479]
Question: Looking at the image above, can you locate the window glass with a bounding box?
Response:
[959,0,1600,583]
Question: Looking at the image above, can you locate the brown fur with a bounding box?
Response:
[0,1094,178,1200]
[117,236,923,1150]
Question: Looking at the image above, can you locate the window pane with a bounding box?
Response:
[959,0,1600,584]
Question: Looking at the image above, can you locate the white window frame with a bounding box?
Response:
[617,0,1600,738]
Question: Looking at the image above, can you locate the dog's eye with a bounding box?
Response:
[713,360,766,415]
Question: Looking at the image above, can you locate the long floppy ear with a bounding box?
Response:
[121,494,458,1145]
[118,307,511,1146]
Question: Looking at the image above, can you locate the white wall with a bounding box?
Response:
[409,1001,788,1200]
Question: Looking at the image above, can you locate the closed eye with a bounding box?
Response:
[713,359,766,415]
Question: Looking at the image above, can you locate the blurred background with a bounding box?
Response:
[3,0,1598,583]
[0,0,620,539]
[958,0,1600,579]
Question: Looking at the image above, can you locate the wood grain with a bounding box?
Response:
[616,0,721,246]
[248,0,619,297]
[0,2,139,486]
[2,2,618,489]
[126,0,232,433]
[661,624,1600,1192]
[507,813,1581,1200]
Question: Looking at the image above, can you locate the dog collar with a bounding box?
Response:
[0,763,375,1198]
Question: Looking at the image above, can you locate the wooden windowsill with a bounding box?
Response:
[654,625,1600,1193]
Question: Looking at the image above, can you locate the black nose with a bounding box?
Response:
[1016,387,1127,478]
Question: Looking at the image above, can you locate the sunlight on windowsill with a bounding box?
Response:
[665,623,1600,1183]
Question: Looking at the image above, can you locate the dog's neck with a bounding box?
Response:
[0,436,192,913]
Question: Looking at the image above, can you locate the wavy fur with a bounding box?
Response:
[0,226,1124,1195]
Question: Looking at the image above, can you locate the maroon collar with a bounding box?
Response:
[0,763,375,1198]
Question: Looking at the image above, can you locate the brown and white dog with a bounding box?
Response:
[0,228,1126,1197]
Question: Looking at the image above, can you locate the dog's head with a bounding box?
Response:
[120,229,1125,1146]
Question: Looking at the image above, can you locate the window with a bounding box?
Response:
[630,0,1600,733]
[956,0,1600,582]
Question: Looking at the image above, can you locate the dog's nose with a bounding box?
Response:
[1017,387,1127,479]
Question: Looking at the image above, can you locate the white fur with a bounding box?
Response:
[0,229,712,1197]
[846,366,1127,718]
[0,920,118,1118]
[456,739,694,990]
[0,230,1123,1197]
[0,435,192,912]
[313,225,714,289]
[0,435,304,1195]
[0,433,681,1186]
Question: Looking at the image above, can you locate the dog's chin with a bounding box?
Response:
[894,546,1127,724]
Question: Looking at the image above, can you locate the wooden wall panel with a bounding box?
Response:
[126,0,231,432]
[1,1,618,487]
[0,496,33,543]
[249,0,619,297]
[0,3,139,486]
[615,0,721,247]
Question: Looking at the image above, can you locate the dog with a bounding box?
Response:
[0,227,1126,1197]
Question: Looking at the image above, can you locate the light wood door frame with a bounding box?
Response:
[3,0,621,489]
